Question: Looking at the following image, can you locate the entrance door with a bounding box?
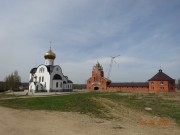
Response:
[36,85,38,92]
[94,87,99,90]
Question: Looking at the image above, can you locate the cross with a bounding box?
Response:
[50,41,52,49]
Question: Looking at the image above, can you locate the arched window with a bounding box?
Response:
[160,81,164,85]
[39,67,45,73]
[63,81,67,84]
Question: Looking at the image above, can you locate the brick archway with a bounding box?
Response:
[94,87,99,90]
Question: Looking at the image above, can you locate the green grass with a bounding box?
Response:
[100,92,180,124]
[0,92,179,124]
[0,93,21,98]
[0,92,106,118]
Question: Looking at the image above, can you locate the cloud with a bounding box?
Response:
[0,0,180,83]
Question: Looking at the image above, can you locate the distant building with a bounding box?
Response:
[148,69,175,92]
[87,62,175,92]
[29,48,73,92]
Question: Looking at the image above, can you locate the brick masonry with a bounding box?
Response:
[87,62,175,92]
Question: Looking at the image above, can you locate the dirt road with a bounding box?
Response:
[0,106,179,135]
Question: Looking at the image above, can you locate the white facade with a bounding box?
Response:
[29,48,73,92]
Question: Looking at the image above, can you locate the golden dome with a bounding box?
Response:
[44,48,56,59]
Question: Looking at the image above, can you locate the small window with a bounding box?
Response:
[56,82,58,88]
[39,77,41,82]
[151,82,154,85]
[160,81,164,85]
[42,77,44,82]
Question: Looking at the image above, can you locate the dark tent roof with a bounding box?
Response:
[149,69,174,81]
[108,82,148,87]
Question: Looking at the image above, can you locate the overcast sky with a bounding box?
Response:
[0,0,179,84]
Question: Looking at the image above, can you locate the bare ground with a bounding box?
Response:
[0,98,179,135]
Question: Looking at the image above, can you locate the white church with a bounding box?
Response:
[29,48,73,92]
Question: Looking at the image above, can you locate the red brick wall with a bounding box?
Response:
[106,86,149,92]
[168,80,175,92]
[148,80,175,92]
[87,77,108,91]
[87,64,108,91]
[87,63,175,92]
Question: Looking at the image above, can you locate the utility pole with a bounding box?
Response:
[107,55,120,79]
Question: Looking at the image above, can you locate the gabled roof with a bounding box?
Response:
[149,69,174,81]
[108,82,149,87]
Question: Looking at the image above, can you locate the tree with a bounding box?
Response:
[4,70,21,91]
[177,78,180,90]
[73,84,86,89]
[0,81,5,92]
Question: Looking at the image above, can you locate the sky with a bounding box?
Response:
[0,0,180,84]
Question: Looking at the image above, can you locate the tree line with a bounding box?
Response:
[0,70,22,92]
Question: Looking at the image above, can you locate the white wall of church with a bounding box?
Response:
[45,59,54,65]
[50,65,64,90]
[52,80,63,91]
[37,65,50,91]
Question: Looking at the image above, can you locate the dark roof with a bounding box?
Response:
[53,74,62,80]
[30,68,37,74]
[102,77,111,82]
[149,69,174,81]
[108,82,149,87]
[46,65,55,73]
[68,80,73,83]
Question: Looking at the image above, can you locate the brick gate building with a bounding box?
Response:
[87,62,175,92]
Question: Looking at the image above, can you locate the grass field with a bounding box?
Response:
[0,91,179,125]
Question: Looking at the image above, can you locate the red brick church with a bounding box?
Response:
[87,62,175,92]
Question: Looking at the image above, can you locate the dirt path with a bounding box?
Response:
[0,106,179,135]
